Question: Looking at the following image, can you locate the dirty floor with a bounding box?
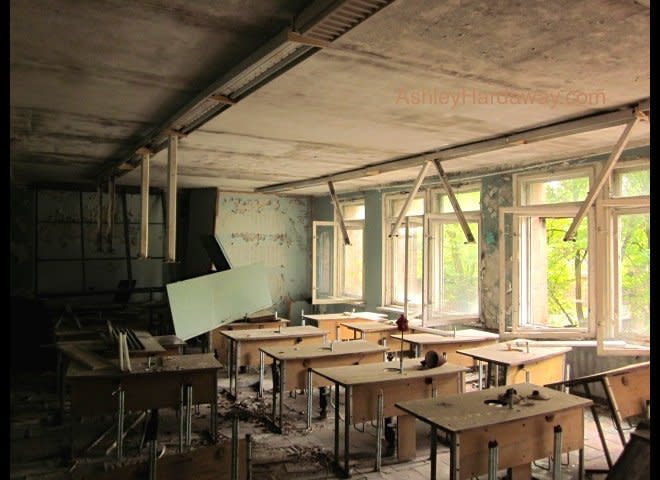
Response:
[10,365,631,480]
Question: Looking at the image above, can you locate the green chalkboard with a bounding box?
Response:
[166,263,273,340]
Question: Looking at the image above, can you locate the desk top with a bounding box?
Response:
[341,322,399,333]
[219,325,325,341]
[303,312,387,322]
[395,383,592,433]
[260,339,387,360]
[312,359,469,387]
[546,361,650,388]
[392,332,498,346]
[424,328,500,339]
[457,343,571,366]
[66,352,221,379]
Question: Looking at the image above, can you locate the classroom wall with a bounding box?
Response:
[215,192,312,322]
[10,186,167,304]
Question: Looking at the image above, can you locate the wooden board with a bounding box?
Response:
[504,352,566,386]
[418,340,498,368]
[237,335,325,368]
[66,353,220,415]
[351,371,463,421]
[282,351,384,390]
[457,344,572,367]
[166,263,273,340]
[57,344,112,370]
[220,325,325,342]
[395,333,500,346]
[312,359,468,387]
[458,408,583,480]
[261,340,386,361]
[304,313,384,341]
[606,364,650,419]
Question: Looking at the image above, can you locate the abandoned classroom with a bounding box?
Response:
[10,1,650,479]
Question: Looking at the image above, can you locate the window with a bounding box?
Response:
[503,161,650,352]
[383,186,481,325]
[598,163,650,354]
[504,168,595,337]
[427,189,481,324]
[384,194,425,318]
[312,200,364,304]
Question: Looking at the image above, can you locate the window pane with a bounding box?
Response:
[430,222,479,319]
[389,197,424,217]
[616,212,650,339]
[613,168,650,197]
[343,204,365,220]
[521,217,589,329]
[314,224,334,300]
[391,224,424,308]
[523,177,589,205]
[438,190,481,213]
[341,225,363,298]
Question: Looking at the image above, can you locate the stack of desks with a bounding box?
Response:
[66,353,221,459]
[210,317,290,367]
[259,340,388,432]
[546,361,650,472]
[220,325,326,399]
[391,329,499,368]
[457,341,571,388]
[312,359,468,477]
[396,383,593,480]
[302,312,387,341]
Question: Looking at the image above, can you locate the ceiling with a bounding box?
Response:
[10,0,650,196]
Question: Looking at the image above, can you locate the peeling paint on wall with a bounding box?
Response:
[216,193,311,320]
[480,175,513,330]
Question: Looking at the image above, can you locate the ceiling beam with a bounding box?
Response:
[93,0,397,184]
[256,98,649,194]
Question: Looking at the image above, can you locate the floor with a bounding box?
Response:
[10,363,633,480]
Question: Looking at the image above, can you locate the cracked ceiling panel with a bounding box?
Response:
[11,0,649,194]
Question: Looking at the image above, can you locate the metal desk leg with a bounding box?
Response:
[185,385,193,448]
[228,339,234,394]
[430,426,438,480]
[306,368,313,429]
[115,388,125,461]
[578,448,584,480]
[414,344,420,358]
[375,390,384,472]
[450,432,460,480]
[583,383,612,468]
[487,362,493,388]
[211,377,218,443]
[231,416,239,480]
[258,351,265,399]
[234,341,241,399]
[552,425,562,480]
[494,365,500,387]
[477,360,483,390]
[271,361,277,430]
[179,385,185,452]
[278,361,285,433]
[602,377,627,446]
[344,386,352,477]
[334,384,340,469]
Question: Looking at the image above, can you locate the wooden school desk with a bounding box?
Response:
[546,361,650,472]
[312,359,468,477]
[396,383,593,480]
[259,340,387,433]
[302,312,387,341]
[391,329,499,368]
[66,353,221,460]
[457,342,571,388]
[220,325,326,399]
